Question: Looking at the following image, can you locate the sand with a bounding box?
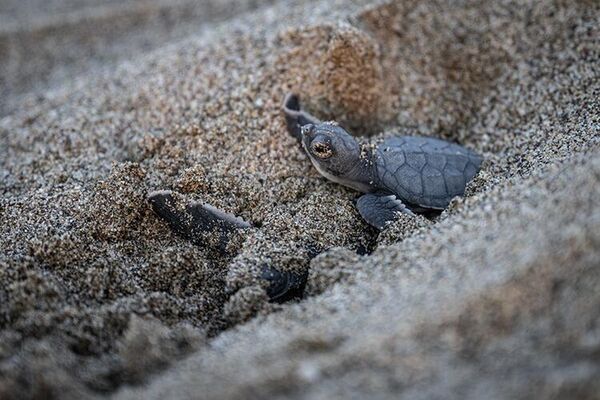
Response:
[1,0,599,399]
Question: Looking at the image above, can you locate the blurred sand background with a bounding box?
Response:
[1,0,599,399]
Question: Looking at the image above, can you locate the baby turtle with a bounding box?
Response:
[283,93,483,230]
[148,94,482,304]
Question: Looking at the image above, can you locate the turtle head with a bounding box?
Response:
[301,122,372,192]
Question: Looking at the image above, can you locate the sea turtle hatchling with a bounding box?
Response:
[147,94,483,303]
[282,93,483,229]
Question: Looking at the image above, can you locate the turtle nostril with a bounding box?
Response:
[301,124,314,136]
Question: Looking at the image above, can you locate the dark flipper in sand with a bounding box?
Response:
[149,190,310,302]
[148,190,251,254]
[260,265,308,303]
[282,93,322,142]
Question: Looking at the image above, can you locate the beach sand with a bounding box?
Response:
[1,0,599,398]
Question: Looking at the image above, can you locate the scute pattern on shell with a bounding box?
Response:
[374,136,483,209]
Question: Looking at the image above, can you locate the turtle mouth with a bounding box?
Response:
[301,138,316,162]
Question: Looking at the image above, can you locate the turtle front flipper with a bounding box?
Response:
[148,190,251,254]
[356,192,415,231]
[282,93,322,142]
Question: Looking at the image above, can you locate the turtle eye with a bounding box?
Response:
[310,141,333,159]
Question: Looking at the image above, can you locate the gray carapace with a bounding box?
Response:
[282,93,483,230]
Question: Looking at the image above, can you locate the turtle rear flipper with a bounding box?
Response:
[148,190,250,254]
[282,93,322,142]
